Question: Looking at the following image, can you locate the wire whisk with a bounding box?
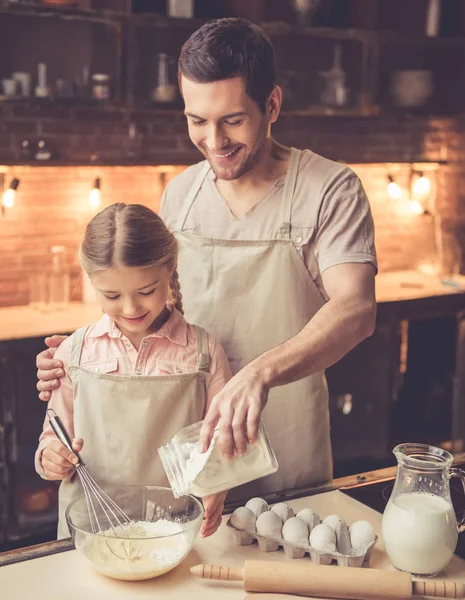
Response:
[47,408,140,561]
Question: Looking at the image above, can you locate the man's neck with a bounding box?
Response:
[215,139,290,218]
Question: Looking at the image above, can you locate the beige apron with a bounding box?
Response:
[174,148,333,502]
[57,324,210,538]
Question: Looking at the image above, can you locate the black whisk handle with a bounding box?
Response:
[47,408,83,466]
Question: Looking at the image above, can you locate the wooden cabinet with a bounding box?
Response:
[0,336,61,551]
[328,294,465,477]
[326,321,399,468]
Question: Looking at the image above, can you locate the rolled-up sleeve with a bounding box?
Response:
[315,175,378,275]
[35,335,75,479]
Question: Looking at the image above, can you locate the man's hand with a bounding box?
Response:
[201,491,228,538]
[199,366,268,459]
[41,438,83,480]
[36,335,68,401]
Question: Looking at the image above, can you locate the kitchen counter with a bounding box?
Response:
[0,302,102,342]
[1,271,465,342]
[2,487,465,600]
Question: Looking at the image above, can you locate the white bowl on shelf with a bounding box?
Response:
[390,70,433,108]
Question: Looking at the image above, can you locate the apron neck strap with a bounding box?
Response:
[195,326,210,371]
[68,326,88,376]
[176,161,211,231]
[277,147,301,240]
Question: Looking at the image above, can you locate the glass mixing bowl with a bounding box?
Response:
[65,485,204,581]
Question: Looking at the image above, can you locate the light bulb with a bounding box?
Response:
[89,188,101,208]
[2,188,15,208]
[409,199,424,215]
[89,177,101,208]
[413,174,431,197]
[387,180,403,200]
[2,177,20,208]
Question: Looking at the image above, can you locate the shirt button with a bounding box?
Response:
[125,342,131,348]
[135,369,142,375]
[94,367,100,372]
[295,236,303,244]
[142,341,149,347]
[175,367,182,374]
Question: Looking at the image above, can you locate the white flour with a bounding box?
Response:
[82,519,189,581]
[185,428,277,496]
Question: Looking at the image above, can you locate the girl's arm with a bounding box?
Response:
[35,335,76,479]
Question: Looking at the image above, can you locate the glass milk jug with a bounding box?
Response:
[382,443,465,576]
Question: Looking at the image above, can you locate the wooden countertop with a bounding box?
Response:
[1,271,465,342]
[2,488,465,600]
[0,302,103,342]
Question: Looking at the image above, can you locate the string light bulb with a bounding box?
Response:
[89,177,101,208]
[2,178,20,208]
[412,172,431,197]
[409,199,424,215]
[387,175,403,200]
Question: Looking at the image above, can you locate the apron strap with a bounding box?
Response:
[277,147,302,240]
[195,326,210,372]
[68,326,88,384]
[176,161,211,231]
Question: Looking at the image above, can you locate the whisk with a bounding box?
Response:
[47,408,139,560]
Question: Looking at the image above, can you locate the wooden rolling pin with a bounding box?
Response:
[190,561,465,599]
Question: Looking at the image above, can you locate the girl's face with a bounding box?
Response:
[91,264,172,339]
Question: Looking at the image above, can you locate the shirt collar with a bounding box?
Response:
[87,303,188,347]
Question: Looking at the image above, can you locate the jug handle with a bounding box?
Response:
[450,467,465,533]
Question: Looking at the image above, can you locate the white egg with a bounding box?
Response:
[256,510,283,538]
[271,502,294,523]
[282,517,309,545]
[309,523,337,552]
[245,497,269,517]
[296,508,320,531]
[322,514,346,531]
[349,520,376,548]
[230,506,256,531]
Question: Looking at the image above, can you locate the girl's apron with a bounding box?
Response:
[57,324,209,538]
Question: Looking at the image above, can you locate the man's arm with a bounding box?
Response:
[257,262,376,386]
[199,262,376,457]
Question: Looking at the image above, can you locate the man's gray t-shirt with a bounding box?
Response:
[160,149,377,298]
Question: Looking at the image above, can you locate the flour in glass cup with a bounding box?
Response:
[82,519,190,581]
[185,428,277,497]
[382,492,458,575]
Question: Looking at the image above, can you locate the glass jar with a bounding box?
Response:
[48,245,70,311]
[158,419,279,498]
[152,53,176,104]
[92,73,111,101]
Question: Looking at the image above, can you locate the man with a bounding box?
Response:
[37,18,377,501]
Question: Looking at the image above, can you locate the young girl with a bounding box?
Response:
[35,203,232,539]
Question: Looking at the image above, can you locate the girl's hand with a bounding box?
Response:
[40,438,83,480]
[201,491,228,538]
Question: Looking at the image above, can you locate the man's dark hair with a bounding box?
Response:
[178,18,276,112]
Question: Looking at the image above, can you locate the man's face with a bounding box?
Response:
[181,76,271,181]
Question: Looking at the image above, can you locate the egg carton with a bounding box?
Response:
[226,519,377,568]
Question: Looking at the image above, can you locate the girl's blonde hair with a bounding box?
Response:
[80,203,183,314]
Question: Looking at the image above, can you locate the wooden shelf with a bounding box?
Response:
[0,2,125,24]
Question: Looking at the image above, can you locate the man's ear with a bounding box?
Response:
[267,85,282,123]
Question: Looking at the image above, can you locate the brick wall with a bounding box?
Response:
[1,104,465,307]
